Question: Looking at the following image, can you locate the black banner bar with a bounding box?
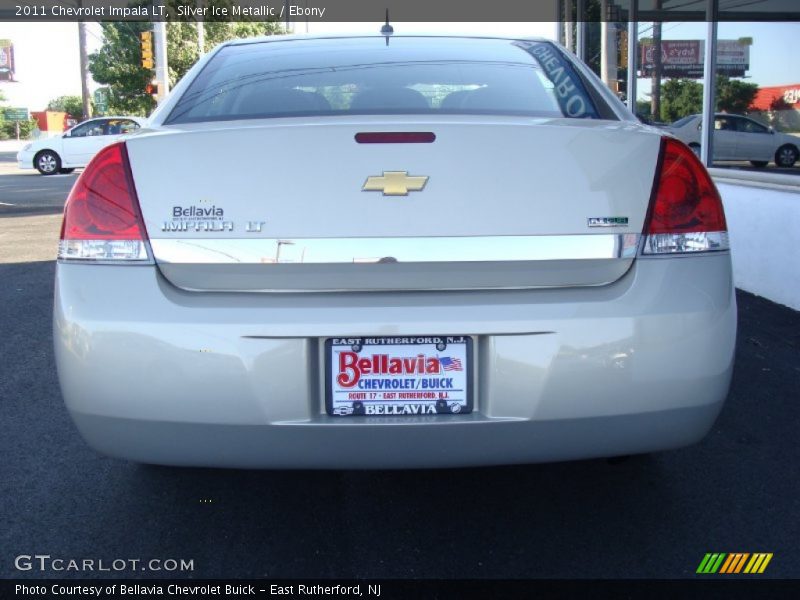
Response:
[4,579,800,600]
[1,1,799,22]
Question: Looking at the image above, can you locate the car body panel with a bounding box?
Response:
[732,117,776,160]
[60,121,110,165]
[711,116,739,159]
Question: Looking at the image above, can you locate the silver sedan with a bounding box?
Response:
[54,35,736,468]
[668,113,799,167]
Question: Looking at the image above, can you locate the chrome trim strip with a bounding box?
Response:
[150,234,640,264]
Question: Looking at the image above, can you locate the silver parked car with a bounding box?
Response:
[668,113,799,167]
[54,35,736,469]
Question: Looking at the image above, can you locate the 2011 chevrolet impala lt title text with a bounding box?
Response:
[54,35,736,468]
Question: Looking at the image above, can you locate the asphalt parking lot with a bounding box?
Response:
[1,150,799,580]
[0,150,79,217]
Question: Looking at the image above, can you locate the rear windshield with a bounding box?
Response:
[166,37,602,124]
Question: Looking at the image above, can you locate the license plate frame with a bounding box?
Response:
[325,336,473,417]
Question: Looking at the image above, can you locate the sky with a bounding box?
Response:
[0,22,104,110]
[0,20,797,112]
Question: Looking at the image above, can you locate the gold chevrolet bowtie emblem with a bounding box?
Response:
[362,171,429,196]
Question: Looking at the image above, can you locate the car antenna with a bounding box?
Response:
[380,9,393,46]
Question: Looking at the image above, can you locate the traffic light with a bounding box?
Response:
[140,31,154,69]
[619,29,628,66]
[145,83,159,96]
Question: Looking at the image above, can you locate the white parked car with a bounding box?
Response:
[17,116,146,175]
[54,35,736,469]
[668,113,799,167]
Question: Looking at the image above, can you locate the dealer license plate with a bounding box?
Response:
[326,336,473,416]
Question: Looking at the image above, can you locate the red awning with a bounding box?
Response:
[751,84,800,111]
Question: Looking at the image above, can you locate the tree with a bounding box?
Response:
[660,78,703,122]
[88,21,157,116]
[716,76,758,114]
[768,96,800,132]
[659,75,760,122]
[635,100,652,122]
[167,20,281,88]
[89,3,280,116]
[47,95,87,118]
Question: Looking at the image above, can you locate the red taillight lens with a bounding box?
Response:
[59,142,149,261]
[62,142,145,240]
[643,138,729,254]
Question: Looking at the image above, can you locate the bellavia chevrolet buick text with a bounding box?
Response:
[54,35,736,468]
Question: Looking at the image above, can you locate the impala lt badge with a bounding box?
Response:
[362,171,429,196]
[161,220,233,232]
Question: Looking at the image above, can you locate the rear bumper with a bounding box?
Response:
[54,254,736,468]
[71,406,723,469]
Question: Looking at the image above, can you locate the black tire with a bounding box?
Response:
[58,168,75,174]
[689,143,701,158]
[34,150,61,175]
[775,144,798,168]
[750,161,768,168]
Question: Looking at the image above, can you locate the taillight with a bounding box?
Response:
[643,137,729,254]
[58,142,150,262]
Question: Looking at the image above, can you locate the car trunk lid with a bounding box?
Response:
[126,117,660,292]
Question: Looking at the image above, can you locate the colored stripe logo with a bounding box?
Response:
[697,553,773,574]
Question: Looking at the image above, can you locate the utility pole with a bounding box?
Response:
[700,0,718,167]
[154,20,169,103]
[651,0,662,122]
[576,0,586,62]
[77,19,91,120]
[565,1,574,53]
[556,1,565,46]
[196,0,205,56]
[197,22,204,56]
[600,0,618,91]
[626,1,638,115]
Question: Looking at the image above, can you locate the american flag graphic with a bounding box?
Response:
[440,356,463,372]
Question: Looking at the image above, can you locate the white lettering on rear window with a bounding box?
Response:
[524,43,593,118]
